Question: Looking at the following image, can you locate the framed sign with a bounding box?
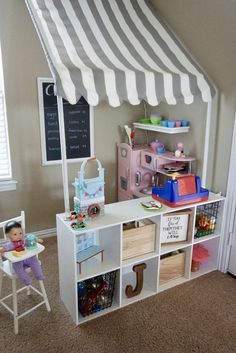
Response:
[161,209,193,243]
[37,77,94,166]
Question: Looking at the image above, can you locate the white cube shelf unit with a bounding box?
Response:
[56,192,225,325]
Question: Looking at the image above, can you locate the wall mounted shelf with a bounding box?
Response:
[133,122,190,134]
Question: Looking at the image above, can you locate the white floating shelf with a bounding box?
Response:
[133,122,190,134]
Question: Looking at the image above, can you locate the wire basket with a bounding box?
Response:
[195,202,220,238]
[77,271,117,317]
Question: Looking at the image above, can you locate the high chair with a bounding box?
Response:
[0,211,51,334]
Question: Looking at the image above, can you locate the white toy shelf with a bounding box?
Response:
[57,192,224,325]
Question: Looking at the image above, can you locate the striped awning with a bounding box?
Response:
[25,0,215,107]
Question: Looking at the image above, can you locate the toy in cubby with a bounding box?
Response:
[77,271,117,316]
[76,232,104,274]
[73,158,105,218]
[194,202,219,238]
[76,232,96,253]
[191,244,209,272]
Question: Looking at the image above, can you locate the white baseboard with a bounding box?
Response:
[32,228,57,239]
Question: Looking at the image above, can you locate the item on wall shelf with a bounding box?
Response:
[135,118,189,129]
[139,117,150,124]
[191,244,209,272]
[152,175,209,207]
[161,209,193,243]
[125,263,147,298]
[73,158,105,218]
[150,114,162,125]
[181,120,190,127]
[175,120,181,127]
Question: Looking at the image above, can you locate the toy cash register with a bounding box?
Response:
[152,175,209,207]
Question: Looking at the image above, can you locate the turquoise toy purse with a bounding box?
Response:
[73,158,105,217]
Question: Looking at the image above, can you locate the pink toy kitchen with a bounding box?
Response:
[117,117,196,202]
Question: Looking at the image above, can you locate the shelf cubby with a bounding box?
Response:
[191,237,220,279]
[121,257,158,306]
[194,201,223,240]
[158,246,192,291]
[77,270,121,324]
[76,225,121,281]
[160,207,195,255]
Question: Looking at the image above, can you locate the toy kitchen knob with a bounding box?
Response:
[25,233,38,250]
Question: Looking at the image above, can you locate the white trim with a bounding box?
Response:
[219,113,236,272]
[0,180,17,192]
[0,43,12,181]
[201,101,212,187]
[32,227,56,239]
[57,95,70,214]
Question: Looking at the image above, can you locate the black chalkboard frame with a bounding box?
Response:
[37,77,94,166]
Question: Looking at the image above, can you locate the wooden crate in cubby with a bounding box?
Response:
[159,252,185,284]
[122,219,155,260]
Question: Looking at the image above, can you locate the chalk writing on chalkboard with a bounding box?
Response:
[37,78,94,165]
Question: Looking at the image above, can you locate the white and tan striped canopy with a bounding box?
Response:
[25,0,215,107]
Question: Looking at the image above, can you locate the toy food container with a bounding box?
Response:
[25,233,38,250]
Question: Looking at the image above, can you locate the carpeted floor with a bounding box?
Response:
[1,237,236,353]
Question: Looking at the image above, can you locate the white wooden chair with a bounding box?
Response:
[0,211,51,334]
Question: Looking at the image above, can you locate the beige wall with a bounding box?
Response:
[0,0,235,231]
[150,0,236,194]
[0,0,144,230]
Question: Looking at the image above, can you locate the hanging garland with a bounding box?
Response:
[78,183,103,198]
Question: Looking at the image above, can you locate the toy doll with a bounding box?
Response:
[175,142,185,158]
[0,220,44,285]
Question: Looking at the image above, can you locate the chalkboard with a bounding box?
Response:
[37,78,94,165]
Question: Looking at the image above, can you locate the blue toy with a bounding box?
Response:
[152,175,209,207]
[25,233,38,250]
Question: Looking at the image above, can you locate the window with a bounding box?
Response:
[0,42,16,191]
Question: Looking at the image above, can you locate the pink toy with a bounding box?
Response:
[117,143,155,201]
[192,244,209,272]
[150,140,163,153]
[175,142,185,158]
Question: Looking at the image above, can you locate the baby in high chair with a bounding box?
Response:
[0,221,44,285]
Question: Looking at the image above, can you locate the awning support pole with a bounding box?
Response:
[218,113,236,272]
[202,101,212,187]
[57,95,70,215]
